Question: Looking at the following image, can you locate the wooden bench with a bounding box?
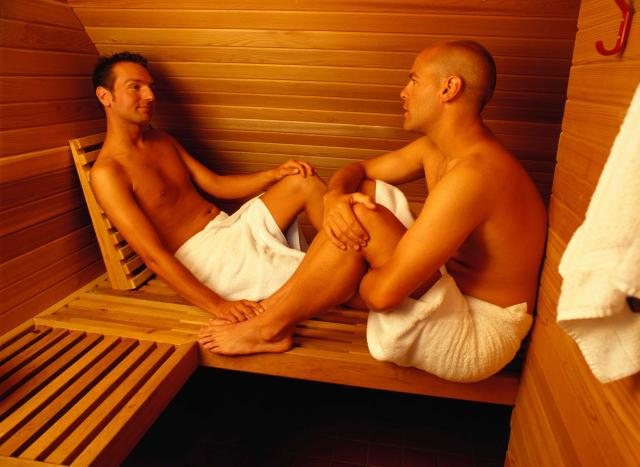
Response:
[0,319,197,466]
[33,275,523,406]
[0,132,526,465]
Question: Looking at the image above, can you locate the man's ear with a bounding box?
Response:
[96,86,112,107]
[440,76,463,103]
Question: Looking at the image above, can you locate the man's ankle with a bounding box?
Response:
[260,320,288,342]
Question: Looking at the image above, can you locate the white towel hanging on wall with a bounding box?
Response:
[557,82,640,384]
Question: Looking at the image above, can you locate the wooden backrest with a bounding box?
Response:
[70,133,153,290]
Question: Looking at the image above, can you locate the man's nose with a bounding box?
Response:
[400,85,408,100]
[143,86,155,101]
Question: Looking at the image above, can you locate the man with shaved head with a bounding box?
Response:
[200,41,547,383]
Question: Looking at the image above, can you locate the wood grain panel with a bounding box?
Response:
[0,168,78,212]
[562,98,630,147]
[567,60,640,106]
[0,243,100,314]
[170,127,407,151]
[76,9,577,39]
[145,61,571,93]
[0,119,105,157]
[0,226,97,290]
[87,27,575,57]
[0,77,96,103]
[155,95,564,123]
[0,0,102,327]
[1,0,84,29]
[0,261,105,337]
[0,99,100,130]
[0,146,73,184]
[68,0,580,17]
[0,207,91,263]
[153,113,560,141]
[0,48,98,76]
[0,187,85,237]
[0,19,96,54]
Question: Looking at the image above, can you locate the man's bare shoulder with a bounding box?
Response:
[454,141,525,186]
[90,155,129,194]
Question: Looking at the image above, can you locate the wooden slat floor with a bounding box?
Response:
[33,274,522,406]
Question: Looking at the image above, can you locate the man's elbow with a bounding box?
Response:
[363,288,404,311]
[138,250,163,272]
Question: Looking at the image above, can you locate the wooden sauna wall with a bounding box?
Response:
[506,0,640,465]
[0,0,104,334]
[67,0,578,232]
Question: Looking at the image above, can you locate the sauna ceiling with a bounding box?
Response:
[65,0,580,203]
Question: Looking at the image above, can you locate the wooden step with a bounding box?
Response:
[0,322,197,466]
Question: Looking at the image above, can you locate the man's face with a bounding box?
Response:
[400,50,441,133]
[106,62,155,124]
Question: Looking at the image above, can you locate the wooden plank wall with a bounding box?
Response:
[506,0,640,465]
[67,0,579,223]
[0,0,105,334]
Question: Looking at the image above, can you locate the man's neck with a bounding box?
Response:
[426,113,489,162]
[104,118,151,151]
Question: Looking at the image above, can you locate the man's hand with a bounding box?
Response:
[323,190,376,250]
[273,159,315,180]
[211,299,265,322]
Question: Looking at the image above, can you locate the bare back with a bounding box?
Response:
[421,137,547,311]
[92,129,220,253]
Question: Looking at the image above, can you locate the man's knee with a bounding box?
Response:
[353,202,406,268]
[278,173,324,196]
[352,202,394,230]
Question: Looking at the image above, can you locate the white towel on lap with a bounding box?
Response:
[368,181,533,382]
[175,196,304,301]
[557,83,640,383]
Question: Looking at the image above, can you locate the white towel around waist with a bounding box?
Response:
[369,181,532,382]
[366,273,531,382]
[174,195,305,301]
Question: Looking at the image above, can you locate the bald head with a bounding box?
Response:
[419,40,497,112]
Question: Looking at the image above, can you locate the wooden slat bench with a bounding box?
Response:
[0,319,197,466]
[70,133,153,290]
[32,275,523,407]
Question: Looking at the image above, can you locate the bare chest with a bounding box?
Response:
[123,151,192,212]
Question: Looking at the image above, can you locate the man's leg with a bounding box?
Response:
[198,201,408,355]
[260,173,326,232]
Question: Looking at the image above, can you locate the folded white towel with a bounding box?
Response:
[175,195,304,301]
[369,181,532,382]
[557,83,640,383]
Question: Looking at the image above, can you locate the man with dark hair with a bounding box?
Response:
[199,41,547,383]
[90,52,326,322]
[92,51,148,94]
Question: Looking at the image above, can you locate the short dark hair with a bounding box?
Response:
[92,51,148,92]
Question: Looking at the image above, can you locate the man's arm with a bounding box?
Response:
[323,136,431,249]
[90,161,262,322]
[169,134,314,200]
[359,163,490,310]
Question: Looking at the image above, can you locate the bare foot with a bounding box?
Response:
[198,315,292,355]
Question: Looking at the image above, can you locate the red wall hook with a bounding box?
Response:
[595,0,634,55]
